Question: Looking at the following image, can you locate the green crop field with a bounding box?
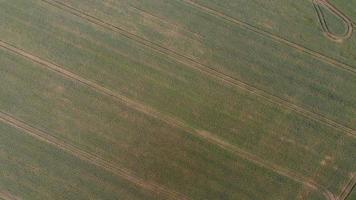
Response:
[0,0,355,199]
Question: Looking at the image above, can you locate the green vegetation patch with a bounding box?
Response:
[0,47,304,199]
[0,123,157,200]
[0,0,355,199]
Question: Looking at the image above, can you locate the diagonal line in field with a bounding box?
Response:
[0,111,189,200]
[0,191,20,200]
[0,40,335,200]
[128,4,205,43]
[179,0,356,75]
[37,0,356,137]
[337,173,356,200]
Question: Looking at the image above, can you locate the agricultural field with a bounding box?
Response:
[0,0,355,200]
[347,188,356,200]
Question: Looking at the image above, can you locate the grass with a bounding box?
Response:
[347,187,356,200]
[329,0,356,22]
[18,0,355,128]
[189,0,356,67]
[318,4,349,36]
[0,123,158,200]
[0,48,304,199]
[0,0,355,199]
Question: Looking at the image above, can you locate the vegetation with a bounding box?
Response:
[0,0,355,199]
[330,0,356,22]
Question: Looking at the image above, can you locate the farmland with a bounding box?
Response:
[0,0,355,199]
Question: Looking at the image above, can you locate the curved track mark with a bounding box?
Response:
[0,41,336,200]
[313,0,353,42]
[0,112,188,200]
[38,0,356,138]
[178,0,356,74]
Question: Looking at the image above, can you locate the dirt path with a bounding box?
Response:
[0,112,189,200]
[312,0,353,42]
[37,0,356,138]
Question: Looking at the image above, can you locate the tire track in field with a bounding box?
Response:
[313,1,331,37]
[0,41,335,200]
[313,1,344,42]
[0,191,20,200]
[312,0,353,42]
[40,0,356,138]
[0,112,189,200]
[179,0,356,75]
[337,173,356,200]
[128,4,205,42]
[195,130,335,200]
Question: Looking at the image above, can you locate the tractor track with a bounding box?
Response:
[312,0,353,42]
[0,111,188,200]
[128,4,205,42]
[0,191,20,200]
[0,40,336,200]
[178,0,356,75]
[193,130,335,200]
[314,5,334,41]
[38,0,356,138]
[337,173,356,200]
